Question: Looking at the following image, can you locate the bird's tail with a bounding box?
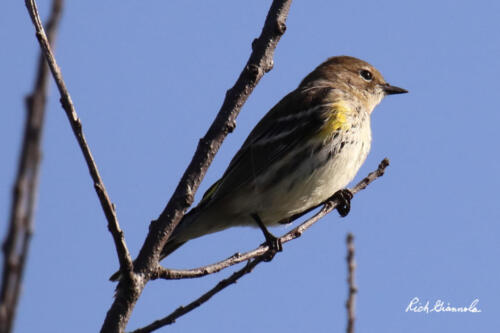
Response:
[109,209,198,282]
[108,239,186,281]
[159,238,186,261]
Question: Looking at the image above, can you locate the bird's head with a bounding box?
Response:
[300,56,407,113]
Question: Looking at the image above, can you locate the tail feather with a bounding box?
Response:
[108,239,187,281]
[159,239,187,261]
[109,210,198,282]
[109,268,124,282]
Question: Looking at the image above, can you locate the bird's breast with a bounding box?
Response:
[257,113,372,224]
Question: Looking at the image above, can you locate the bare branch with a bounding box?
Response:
[101,1,293,331]
[152,251,266,280]
[351,158,389,194]
[131,258,265,333]
[153,158,389,280]
[0,1,63,332]
[23,0,133,280]
[346,233,357,333]
[138,159,387,332]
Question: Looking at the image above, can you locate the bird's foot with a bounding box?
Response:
[333,189,353,217]
[251,213,282,261]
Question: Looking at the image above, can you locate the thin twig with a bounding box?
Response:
[101,1,293,331]
[23,0,133,280]
[153,158,389,280]
[346,233,357,333]
[0,1,63,332]
[137,159,388,333]
[131,258,265,333]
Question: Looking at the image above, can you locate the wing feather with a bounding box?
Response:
[201,87,333,205]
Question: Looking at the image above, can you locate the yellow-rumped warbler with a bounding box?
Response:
[111,56,406,280]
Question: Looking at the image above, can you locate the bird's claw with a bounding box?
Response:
[251,213,283,261]
[265,232,283,252]
[261,233,282,262]
[333,189,353,217]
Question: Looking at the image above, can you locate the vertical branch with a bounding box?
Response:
[0,1,63,332]
[346,233,357,333]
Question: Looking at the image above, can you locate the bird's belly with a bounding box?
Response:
[170,136,370,242]
[256,133,371,225]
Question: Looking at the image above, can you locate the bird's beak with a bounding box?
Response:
[382,83,408,95]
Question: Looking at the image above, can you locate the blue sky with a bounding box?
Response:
[1,1,499,332]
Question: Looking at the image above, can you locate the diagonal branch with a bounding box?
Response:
[137,159,389,332]
[153,158,389,280]
[131,257,265,333]
[101,1,293,331]
[0,1,63,332]
[23,0,133,278]
[132,0,293,276]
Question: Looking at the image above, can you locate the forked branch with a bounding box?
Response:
[103,1,293,331]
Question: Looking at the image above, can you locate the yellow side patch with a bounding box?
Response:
[201,179,221,203]
[318,101,352,138]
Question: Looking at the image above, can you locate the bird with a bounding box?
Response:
[110,56,406,280]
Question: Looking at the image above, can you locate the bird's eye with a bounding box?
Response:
[360,70,373,81]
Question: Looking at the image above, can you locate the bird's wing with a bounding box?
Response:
[199,86,334,206]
